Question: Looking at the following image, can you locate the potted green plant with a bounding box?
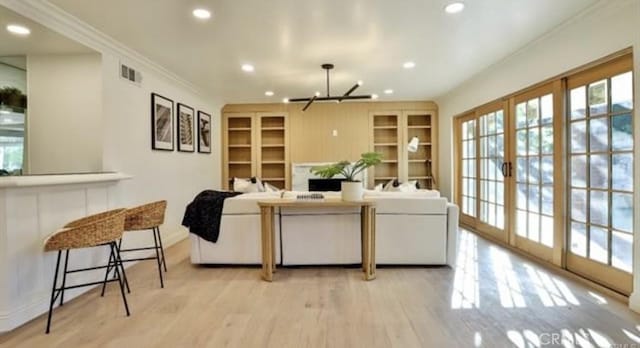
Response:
[310,152,383,201]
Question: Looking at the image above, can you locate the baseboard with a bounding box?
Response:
[629,291,640,313]
[0,227,187,333]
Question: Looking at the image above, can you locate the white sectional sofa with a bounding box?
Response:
[190,191,459,267]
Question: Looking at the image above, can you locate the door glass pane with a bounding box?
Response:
[589,226,609,264]
[517,130,527,155]
[516,102,527,128]
[540,94,553,125]
[517,210,527,236]
[571,121,587,152]
[541,125,553,154]
[528,212,540,242]
[612,193,633,232]
[589,190,608,226]
[540,216,554,247]
[612,154,633,191]
[570,155,587,187]
[541,156,553,184]
[541,186,553,215]
[612,114,633,150]
[571,189,587,222]
[528,128,539,154]
[589,79,608,116]
[611,71,633,113]
[527,99,539,126]
[589,154,609,189]
[528,157,540,183]
[517,184,527,209]
[612,232,633,272]
[570,87,586,119]
[571,223,587,257]
[589,117,609,152]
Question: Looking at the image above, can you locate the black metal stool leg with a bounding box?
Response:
[114,239,131,293]
[155,227,168,272]
[152,228,164,288]
[110,242,130,316]
[45,250,62,334]
[59,250,69,306]
[100,245,116,297]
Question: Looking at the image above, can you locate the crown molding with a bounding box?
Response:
[0,0,205,96]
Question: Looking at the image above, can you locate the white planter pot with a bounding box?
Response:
[341,181,363,201]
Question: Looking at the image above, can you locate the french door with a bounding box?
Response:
[455,52,634,295]
[565,56,634,294]
[509,82,563,263]
[457,102,508,242]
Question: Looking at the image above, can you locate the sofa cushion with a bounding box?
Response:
[222,192,282,214]
[363,189,440,198]
[372,197,447,214]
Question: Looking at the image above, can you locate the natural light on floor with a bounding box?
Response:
[451,231,479,309]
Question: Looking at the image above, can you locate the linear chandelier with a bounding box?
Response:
[288,64,373,111]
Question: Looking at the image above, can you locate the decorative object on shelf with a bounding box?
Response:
[177,103,195,152]
[288,64,373,111]
[198,111,212,153]
[311,152,382,201]
[407,136,420,153]
[151,93,174,151]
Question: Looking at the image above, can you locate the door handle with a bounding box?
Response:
[508,162,513,177]
[501,162,507,177]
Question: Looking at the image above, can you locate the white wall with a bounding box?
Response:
[27,53,102,174]
[436,0,640,308]
[99,53,222,250]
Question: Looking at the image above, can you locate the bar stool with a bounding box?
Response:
[43,208,130,334]
[102,200,168,293]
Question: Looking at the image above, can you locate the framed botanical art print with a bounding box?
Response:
[151,93,174,151]
[197,111,212,153]
[177,103,195,152]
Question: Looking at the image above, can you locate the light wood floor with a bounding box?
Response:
[2,229,640,348]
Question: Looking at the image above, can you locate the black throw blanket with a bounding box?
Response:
[182,190,241,243]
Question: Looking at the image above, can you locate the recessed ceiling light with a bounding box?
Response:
[384,89,394,95]
[403,61,416,69]
[265,91,274,96]
[371,94,379,100]
[444,2,465,14]
[6,24,30,36]
[241,64,255,72]
[282,98,289,103]
[192,8,211,19]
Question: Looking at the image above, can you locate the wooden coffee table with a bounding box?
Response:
[257,198,377,281]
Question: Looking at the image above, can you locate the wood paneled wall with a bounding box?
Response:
[222,101,437,163]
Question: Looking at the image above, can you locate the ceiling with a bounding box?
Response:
[48,0,599,103]
[0,6,93,57]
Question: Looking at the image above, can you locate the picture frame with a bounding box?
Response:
[197,111,212,153]
[177,103,195,152]
[151,93,174,151]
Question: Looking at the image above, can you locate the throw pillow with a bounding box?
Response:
[264,182,281,192]
[232,177,265,193]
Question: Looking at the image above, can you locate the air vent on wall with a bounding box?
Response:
[120,62,142,86]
